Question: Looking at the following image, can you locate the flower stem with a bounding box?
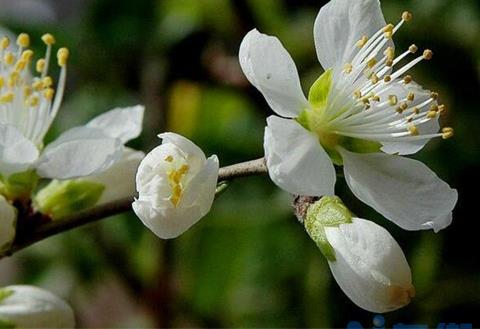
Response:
[0,157,268,259]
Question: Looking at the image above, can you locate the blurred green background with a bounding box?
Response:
[0,0,479,327]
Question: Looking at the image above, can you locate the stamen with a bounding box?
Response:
[41,33,56,46]
[16,33,30,48]
[407,92,415,101]
[388,95,398,106]
[164,155,174,162]
[343,63,353,74]
[0,37,9,50]
[403,75,412,84]
[408,125,419,136]
[409,44,418,54]
[438,104,446,114]
[402,11,413,22]
[57,48,69,67]
[442,127,454,139]
[423,49,433,60]
[356,36,368,48]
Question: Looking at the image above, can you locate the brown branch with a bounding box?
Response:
[1,157,268,259]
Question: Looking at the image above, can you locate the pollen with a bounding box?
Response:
[57,48,69,67]
[36,59,46,73]
[0,37,9,49]
[423,49,433,60]
[167,163,190,207]
[44,88,54,100]
[41,33,56,46]
[442,127,454,139]
[16,33,30,48]
[388,95,398,106]
[0,92,14,103]
[367,58,377,68]
[384,47,395,60]
[402,11,413,22]
[427,110,437,119]
[356,35,369,48]
[408,125,419,136]
[383,24,394,33]
[407,92,415,101]
[408,44,418,54]
[403,75,412,84]
[384,75,392,82]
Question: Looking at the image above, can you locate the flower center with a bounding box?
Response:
[0,33,69,146]
[164,155,189,207]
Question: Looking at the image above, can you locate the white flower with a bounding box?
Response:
[325,217,414,313]
[132,133,219,239]
[0,285,75,328]
[0,32,144,182]
[0,195,16,252]
[239,0,458,232]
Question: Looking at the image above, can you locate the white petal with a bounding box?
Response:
[341,150,458,232]
[36,127,123,179]
[325,217,414,313]
[314,0,387,70]
[0,124,39,176]
[0,196,17,253]
[239,29,308,118]
[158,132,206,171]
[264,116,336,196]
[182,155,219,211]
[0,285,75,328]
[91,147,145,205]
[86,105,144,143]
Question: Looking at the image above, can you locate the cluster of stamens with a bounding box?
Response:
[164,155,190,207]
[0,32,69,145]
[324,11,454,143]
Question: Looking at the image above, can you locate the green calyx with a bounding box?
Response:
[34,179,105,220]
[0,288,13,303]
[304,196,353,262]
[0,170,39,201]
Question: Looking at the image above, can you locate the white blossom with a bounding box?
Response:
[132,133,219,239]
[0,285,75,328]
[0,32,144,181]
[325,217,414,313]
[239,0,457,232]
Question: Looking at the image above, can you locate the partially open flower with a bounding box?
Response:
[132,133,219,239]
[0,285,75,328]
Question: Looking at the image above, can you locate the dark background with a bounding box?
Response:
[0,0,478,327]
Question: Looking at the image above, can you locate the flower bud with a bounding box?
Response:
[0,195,16,253]
[132,133,219,239]
[304,196,414,313]
[0,285,75,328]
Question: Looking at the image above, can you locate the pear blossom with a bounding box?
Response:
[0,285,75,328]
[132,133,219,239]
[0,32,144,189]
[325,217,414,313]
[239,0,458,232]
[302,196,414,313]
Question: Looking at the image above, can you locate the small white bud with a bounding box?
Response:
[132,133,219,239]
[325,218,415,313]
[0,285,75,328]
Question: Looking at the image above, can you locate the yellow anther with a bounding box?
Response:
[413,107,420,115]
[21,50,34,62]
[384,75,392,82]
[431,92,439,100]
[164,155,174,162]
[36,59,46,73]
[44,88,54,100]
[427,110,437,119]
[177,164,189,176]
[407,92,415,101]
[0,37,10,49]
[408,125,419,136]
[384,47,395,60]
[57,47,69,66]
[388,95,398,106]
[28,96,39,107]
[383,24,394,33]
[8,72,18,88]
[353,90,362,98]
[14,60,27,72]
[356,35,369,48]
[32,80,44,91]
[442,127,454,139]
[343,63,353,74]
[16,33,30,48]
[438,104,446,114]
[42,76,53,87]
[386,59,394,67]
[429,104,439,112]
[0,77,4,88]
[41,33,56,46]
[367,58,377,68]
[371,95,380,102]
[4,52,14,65]
[370,74,379,84]
[403,75,412,84]
[423,49,433,60]
[409,44,418,54]
[402,11,413,22]
[400,102,409,110]
[0,92,14,103]
[384,31,393,39]
[396,107,404,114]
[23,86,32,97]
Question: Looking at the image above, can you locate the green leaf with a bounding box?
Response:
[303,196,353,262]
[34,179,105,219]
[308,69,333,110]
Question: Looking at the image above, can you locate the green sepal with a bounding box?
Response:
[308,69,333,110]
[0,289,13,303]
[304,196,353,262]
[295,110,310,130]
[34,179,105,220]
[0,170,38,201]
[0,319,15,329]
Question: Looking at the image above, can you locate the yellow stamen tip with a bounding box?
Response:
[403,75,413,84]
[408,125,419,136]
[442,127,454,139]
[356,35,369,48]
[0,37,10,49]
[384,75,392,83]
[36,59,46,73]
[16,33,30,48]
[402,11,413,22]
[423,49,433,60]
[44,88,55,100]
[427,111,437,119]
[42,76,53,87]
[0,92,14,103]
[388,95,398,106]
[164,155,174,162]
[407,92,415,102]
[57,47,69,67]
[343,63,353,74]
[41,33,56,45]
[409,44,418,54]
